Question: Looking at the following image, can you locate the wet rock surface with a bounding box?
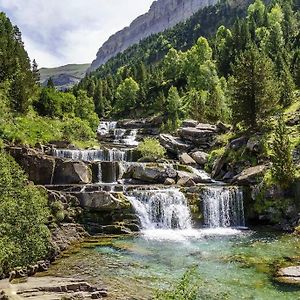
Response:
[0,277,108,299]
[276,266,300,285]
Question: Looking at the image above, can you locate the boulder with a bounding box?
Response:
[164,178,176,185]
[8,147,56,185]
[216,121,231,133]
[182,119,199,127]
[177,177,196,187]
[177,168,212,184]
[179,153,196,165]
[159,134,192,155]
[211,154,227,179]
[53,160,92,184]
[178,124,217,149]
[191,151,209,165]
[276,266,300,285]
[124,163,177,184]
[246,135,262,153]
[76,191,130,211]
[232,165,267,185]
[229,136,248,150]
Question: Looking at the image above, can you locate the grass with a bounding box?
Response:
[0,113,98,148]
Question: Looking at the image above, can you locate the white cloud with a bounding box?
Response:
[0,0,153,67]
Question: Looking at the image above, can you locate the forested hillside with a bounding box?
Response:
[76,0,300,129]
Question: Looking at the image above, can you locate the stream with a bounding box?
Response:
[45,121,300,299]
[45,230,300,300]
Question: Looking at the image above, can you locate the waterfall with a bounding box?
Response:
[202,186,245,228]
[97,121,117,135]
[127,189,192,230]
[97,121,139,146]
[53,149,131,162]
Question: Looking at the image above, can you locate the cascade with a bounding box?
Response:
[97,121,117,135]
[53,148,132,162]
[127,189,192,230]
[201,186,245,228]
[97,121,139,146]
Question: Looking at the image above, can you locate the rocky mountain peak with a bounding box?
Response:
[89,0,218,72]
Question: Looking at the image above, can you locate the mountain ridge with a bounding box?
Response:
[89,0,218,72]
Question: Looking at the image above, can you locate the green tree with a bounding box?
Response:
[231,46,280,128]
[75,90,99,130]
[271,115,295,187]
[0,152,50,274]
[186,88,206,122]
[115,77,140,113]
[165,86,183,131]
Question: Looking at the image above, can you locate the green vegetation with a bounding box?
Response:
[137,138,166,161]
[271,115,296,187]
[76,0,300,140]
[0,151,50,274]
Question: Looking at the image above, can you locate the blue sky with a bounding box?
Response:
[0,0,153,68]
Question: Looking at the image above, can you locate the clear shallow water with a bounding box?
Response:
[47,229,300,300]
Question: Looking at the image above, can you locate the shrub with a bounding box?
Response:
[137,138,166,161]
[271,115,295,187]
[62,117,96,142]
[0,152,50,274]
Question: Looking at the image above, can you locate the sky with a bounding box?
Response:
[0,0,153,68]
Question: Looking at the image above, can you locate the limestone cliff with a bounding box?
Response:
[89,0,218,72]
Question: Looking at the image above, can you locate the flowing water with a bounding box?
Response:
[47,121,300,299]
[53,148,132,162]
[46,231,300,300]
[127,189,192,230]
[202,186,245,228]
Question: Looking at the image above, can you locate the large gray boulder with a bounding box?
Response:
[177,167,212,184]
[124,163,177,184]
[179,153,196,165]
[8,147,55,185]
[159,134,192,154]
[178,123,217,149]
[54,160,92,184]
[191,151,209,165]
[77,191,130,211]
[232,165,267,185]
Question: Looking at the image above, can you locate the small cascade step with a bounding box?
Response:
[97,121,139,147]
[201,186,245,228]
[53,148,134,162]
[126,188,192,230]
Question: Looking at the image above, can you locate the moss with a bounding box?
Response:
[205,147,226,173]
[174,164,194,173]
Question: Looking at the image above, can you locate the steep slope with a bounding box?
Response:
[89,0,218,72]
[39,64,90,90]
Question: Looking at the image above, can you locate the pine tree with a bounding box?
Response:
[231,46,280,129]
[165,86,182,131]
[46,77,55,88]
[279,64,295,107]
[32,59,40,84]
[271,114,295,187]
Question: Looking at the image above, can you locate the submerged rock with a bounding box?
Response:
[276,266,300,285]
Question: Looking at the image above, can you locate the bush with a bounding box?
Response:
[137,138,166,161]
[155,268,199,300]
[62,117,96,142]
[0,152,50,274]
[34,88,76,118]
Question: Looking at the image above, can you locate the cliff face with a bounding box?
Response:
[89,0,218,72]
